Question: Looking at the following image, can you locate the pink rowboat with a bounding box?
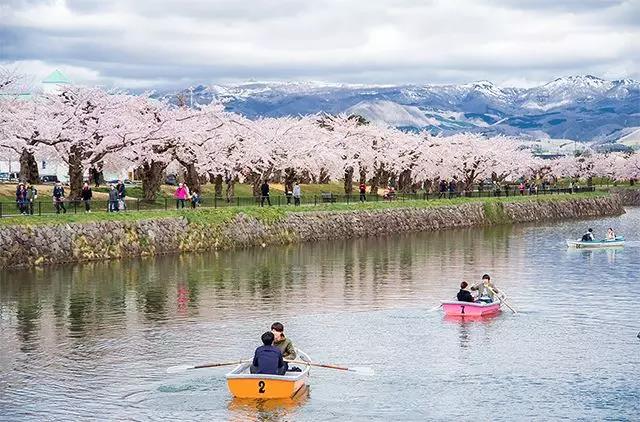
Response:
[440,300,501,316]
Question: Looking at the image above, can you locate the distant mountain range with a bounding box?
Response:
[157,75,640,144]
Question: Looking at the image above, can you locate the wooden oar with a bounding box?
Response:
[286,360,374,376]
[166,360,249,374]
[486,285,517,314]
[428,303,443,312]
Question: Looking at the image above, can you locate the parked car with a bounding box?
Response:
[40,175,60,184]
[0,172,20,183]
[165,174,178,186]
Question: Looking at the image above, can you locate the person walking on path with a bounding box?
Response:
[293,182,301,206]
[359,182,366,202]
[175,183,188,209]
[439,179,448,198]
[448,180,457,198]
[53,182,66,214]
[260,181,271,207]
[26,184,37,215]
[108,184,119,212]
[81,182,93,213]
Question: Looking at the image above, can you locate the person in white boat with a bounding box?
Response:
[606,228,616,240]
[581,228,595,242]
[470,274,500,303]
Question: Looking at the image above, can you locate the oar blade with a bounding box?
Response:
[166,364,195,374]
[348,366,375,376]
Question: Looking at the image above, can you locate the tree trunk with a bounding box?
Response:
[93,161,105,187]
[369,165,384,195]
[225,175,235,202]
[19,148,39,184]
[183,163,201,193]
[284,168,296,193]
[398,169,412,193]
[359,166,367,184]
[380,171,398,190]
[68,145,84,199]
[214,174,223,197]
[141,161,167,201]
[344,167,354,194]
[300,170,312,184]
[319,168,330,184]
[250,172,262,197]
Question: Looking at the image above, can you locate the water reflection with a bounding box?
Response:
[443,313,502,349]
[227,387,310,421]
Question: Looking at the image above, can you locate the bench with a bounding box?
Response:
[321,192,336,203]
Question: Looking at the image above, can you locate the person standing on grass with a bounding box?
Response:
[293,182,301,206]
[175,183,188,209]
[81,182,93,213]
[108,184,119,212]
[260,181,271,207]
[116,180,126,210]
[26,184,37,215]
[190,190,200,208]
[53,182,66,214]
[16,183,28,215]
[359,182,366,202]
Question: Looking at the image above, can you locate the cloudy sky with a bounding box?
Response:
[1,0,638,89]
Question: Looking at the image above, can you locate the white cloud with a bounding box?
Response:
[1,0,638,88]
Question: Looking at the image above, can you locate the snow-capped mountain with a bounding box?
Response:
[157,75,640,142]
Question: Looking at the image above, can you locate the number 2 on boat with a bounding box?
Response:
[258,380,266,394]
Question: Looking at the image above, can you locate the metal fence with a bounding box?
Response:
[0,186,596,218]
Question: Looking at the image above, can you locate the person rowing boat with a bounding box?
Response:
[470,274,500,303]
[271,322,302,372]
[581,228,595,242]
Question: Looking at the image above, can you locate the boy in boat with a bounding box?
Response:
[471,274,499,303]
[271,322,297,361]
[581,228,595,242]
[457,281,474,302]
[251,331,286,375]
[272,322,302,372]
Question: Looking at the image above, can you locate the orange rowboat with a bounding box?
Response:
[225,350,311,399]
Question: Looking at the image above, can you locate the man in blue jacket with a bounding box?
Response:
[251,331,286,375]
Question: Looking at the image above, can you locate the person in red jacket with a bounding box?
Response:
[359,182,366,202]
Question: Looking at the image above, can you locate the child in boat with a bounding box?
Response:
[251,331,286,375]
[471,274,499,303]
[457,281,474,302]
[581,228,595,242]
[606,228,616,240]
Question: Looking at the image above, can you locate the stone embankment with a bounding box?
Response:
[611,188,640,206]
[0,195,625,269]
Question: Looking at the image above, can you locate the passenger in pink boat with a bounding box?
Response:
[457,281,474,302]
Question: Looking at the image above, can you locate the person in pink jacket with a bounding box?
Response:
[175,183,188,209]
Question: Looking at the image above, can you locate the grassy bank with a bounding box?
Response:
[0,191,607,227]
